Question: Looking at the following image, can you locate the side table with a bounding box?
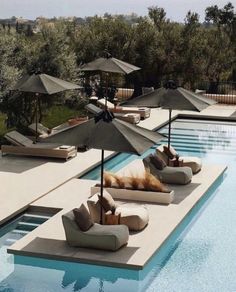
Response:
[105,211,121,225]
[169,158,184,167]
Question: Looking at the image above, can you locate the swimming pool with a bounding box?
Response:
[1,118,236,292]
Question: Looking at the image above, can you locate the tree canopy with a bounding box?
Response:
[0,3,235,128]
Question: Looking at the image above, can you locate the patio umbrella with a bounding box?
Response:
[44,110,164,224]
[79,53,140,107]
[123,80,217,149]
[12,72,81,142]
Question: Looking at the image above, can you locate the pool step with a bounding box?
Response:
[0,213,53,247]
[23,213,51,220]
[12,229,29,235]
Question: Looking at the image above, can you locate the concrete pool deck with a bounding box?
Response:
[0,149,114,225]
[1,104,235,226]
[8,162,227,270]
[0,103,234,269]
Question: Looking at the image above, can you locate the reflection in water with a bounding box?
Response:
[0,256,140,292]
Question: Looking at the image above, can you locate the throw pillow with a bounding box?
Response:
[163,145,178,159]
[150,153,166,170]
[156,149,168,164]
[73,204,94,231]
[98,192,116,212]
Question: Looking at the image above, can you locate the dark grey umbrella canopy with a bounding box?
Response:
[123,81,217,150]
[44,110,164,224]
[13,73,81,94]
[44,113,164,155]
[123,86,217,111]
[80,57,141,75]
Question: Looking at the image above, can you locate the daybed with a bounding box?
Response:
[91,170,174,204]
[157,145,202,174]
[91,185,174,205]
[88,191,149,231]
[85,103,140,124]
[1,131,77,160]
[97,98,150,119]
[62,209,129,251]
[143,154,193,185]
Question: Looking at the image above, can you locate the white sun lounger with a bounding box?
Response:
[85,103,140,124]
[2,131,77,160]
[97,98,150,119]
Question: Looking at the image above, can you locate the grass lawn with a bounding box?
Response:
[0,112,9,137]
[42,105,86,129]
[0,105,86,137]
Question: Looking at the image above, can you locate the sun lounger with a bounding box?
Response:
[97,98,150,119]
[2,131,77,160]
[62,210,129,251]
[28,122,80,138]
[85,103,140,124]
[157,145,202,174]
[88,191,149,231]
[143,154,192,185]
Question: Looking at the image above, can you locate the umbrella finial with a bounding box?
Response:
[94,109,114,123]
[164,80,178,90]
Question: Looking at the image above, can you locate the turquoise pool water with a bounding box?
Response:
[1,119,236,292]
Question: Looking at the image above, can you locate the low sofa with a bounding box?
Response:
[62,210,129,251]
[143,154,192,185]
[157,145,202,174]
[88,192,149,231]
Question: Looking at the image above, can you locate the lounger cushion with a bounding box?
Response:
[179,156,202,174]
[163,145,178,159]
[150,153,166,170]
[157,145,202,174]
[5,131,33,147]
[73,204,94,231]
[62,210,129,251]
[155,149,168,164]
[116,204,149,231]
[143,156,192,185]
[98,192,116,212]
[88,193,149,231]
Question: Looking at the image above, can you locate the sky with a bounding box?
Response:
[0,0,234,22]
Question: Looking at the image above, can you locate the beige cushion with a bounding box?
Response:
[88,193,149,231]
[180,156,202,174]
[117,204,149,231]
[62,210,129,251]
[98,192,116,212]
[157,145,201,175]
[73,204,94,231]
[163,145,178,159]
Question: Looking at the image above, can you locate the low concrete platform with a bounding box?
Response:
[8,162,227,270]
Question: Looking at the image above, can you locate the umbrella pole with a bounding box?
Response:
[35,94,39,143]
[100,149,105,224]
[167,109,172,165]
[105,73,108,109]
